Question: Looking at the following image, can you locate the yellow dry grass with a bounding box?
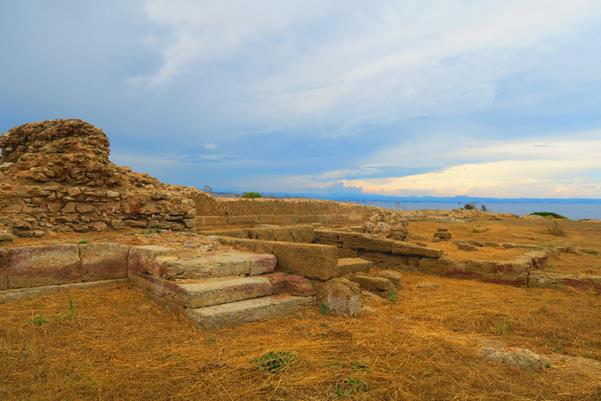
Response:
[1,272,600,401]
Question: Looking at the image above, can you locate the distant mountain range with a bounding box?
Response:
[211,190,601,204]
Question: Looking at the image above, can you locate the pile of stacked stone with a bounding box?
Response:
[361,210,409,241]
[0,119,200,237]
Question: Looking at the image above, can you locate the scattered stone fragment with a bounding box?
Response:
[376,270,403,289]
[456,241,478,252]
[416,282,440,290]
[313,278,361,316]
[350,274,395,295]
[433,228,452,241]
[362,210,408,241]
[480,346,550,372]
[0,232,14,242]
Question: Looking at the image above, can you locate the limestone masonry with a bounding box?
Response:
[0,119,369,237]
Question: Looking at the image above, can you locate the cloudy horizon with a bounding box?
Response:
[2,1,601,198]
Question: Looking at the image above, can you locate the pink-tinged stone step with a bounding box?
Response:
[185,295,314,329]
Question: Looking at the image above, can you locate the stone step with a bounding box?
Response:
[174,276,274,308]
[186,294,314,329]
[337,257,373,274]
[129,246,276,279]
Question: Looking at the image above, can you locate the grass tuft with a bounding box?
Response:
[254,351,297,373]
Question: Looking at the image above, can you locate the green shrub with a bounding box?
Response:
[463,203,476,210]
[64,298,76,321]
[388,290,398,303]
[334,377,367,398]
[241,191,262,198]
[531,211,566,219]
[254,351,297,373]
[32,314,48,326]
[319,304,332,315]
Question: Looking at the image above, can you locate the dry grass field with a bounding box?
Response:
[1,272,600,401]
[2,215,600,400]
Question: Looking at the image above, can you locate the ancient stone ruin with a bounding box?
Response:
[1,119,597,333]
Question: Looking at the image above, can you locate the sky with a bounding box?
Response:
[1,0,601,198]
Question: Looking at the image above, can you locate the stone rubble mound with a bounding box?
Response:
[362,210,409,241]
[0,119,158,187]
[0,119,205,236]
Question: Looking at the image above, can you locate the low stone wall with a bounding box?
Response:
[217,236,339,280]
[0,183,199,236]
[314,230,442,268]
[0,243,130,290]
[203,225,316,243]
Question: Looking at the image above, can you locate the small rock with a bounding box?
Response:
[416,282,440,290]
[106,190,120,199]
[0,232,14,242]
[456,241,478,251]
[350,274,396,295]
[360,306,377,316]
[433,230,452,241]
[377,270,403,289]
[361,290,388,304]
[480,347,550,371]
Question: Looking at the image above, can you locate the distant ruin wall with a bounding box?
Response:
[191,194,373,227]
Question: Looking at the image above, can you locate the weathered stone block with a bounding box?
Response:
[218,237,338,280]
[0,249,8,290]
[350,274,395,294]
[419,257,461,274]
[391,241,443,258]
[267,273,314,296]
[7,244,81,288]
[377,270,403,288]
[313,278,361,316]
[80,242,130,281]
[128,245,177,277]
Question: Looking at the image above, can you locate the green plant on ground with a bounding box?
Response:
[350,361,370,372]
[531,211,566,219]
[319,304,332,315]
[64,298,76,321]
[388,290,398,303]
[494,320,511,335]
[241,191,262,198]
[254,351,297,373]
[78,239,90,244]
[333,377,367,398]
[32,314,48,326]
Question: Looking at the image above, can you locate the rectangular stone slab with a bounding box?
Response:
[217,237,338,280]
[174,276,274,308]
[186,295,314,329]
[0,249,8,290]
[7,244,81,289]
[80,243,130,281]
[337,257,373,274]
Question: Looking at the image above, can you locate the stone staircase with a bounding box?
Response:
[128,246,314,329]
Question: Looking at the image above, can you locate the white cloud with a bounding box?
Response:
[342,134,601,198]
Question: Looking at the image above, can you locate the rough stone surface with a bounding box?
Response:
[0,278,129,304]
[362,210,409,241]
[377,270,403,288]
[456,241,478,252]
[174,276,274,308]
[218,237,338,280]
[337,257,373,274]
[7,244,81,288]
[480,346,549,371]
[313,278,362,316]
[266,272,315,296]
[79,242,130,281]
[419,257,461,274]
[0,249,8,290]
[0,119,200,236]
[128,245,177,277]
[416,281,440,290]
[350,274,396,295]
[185,295,313,329]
